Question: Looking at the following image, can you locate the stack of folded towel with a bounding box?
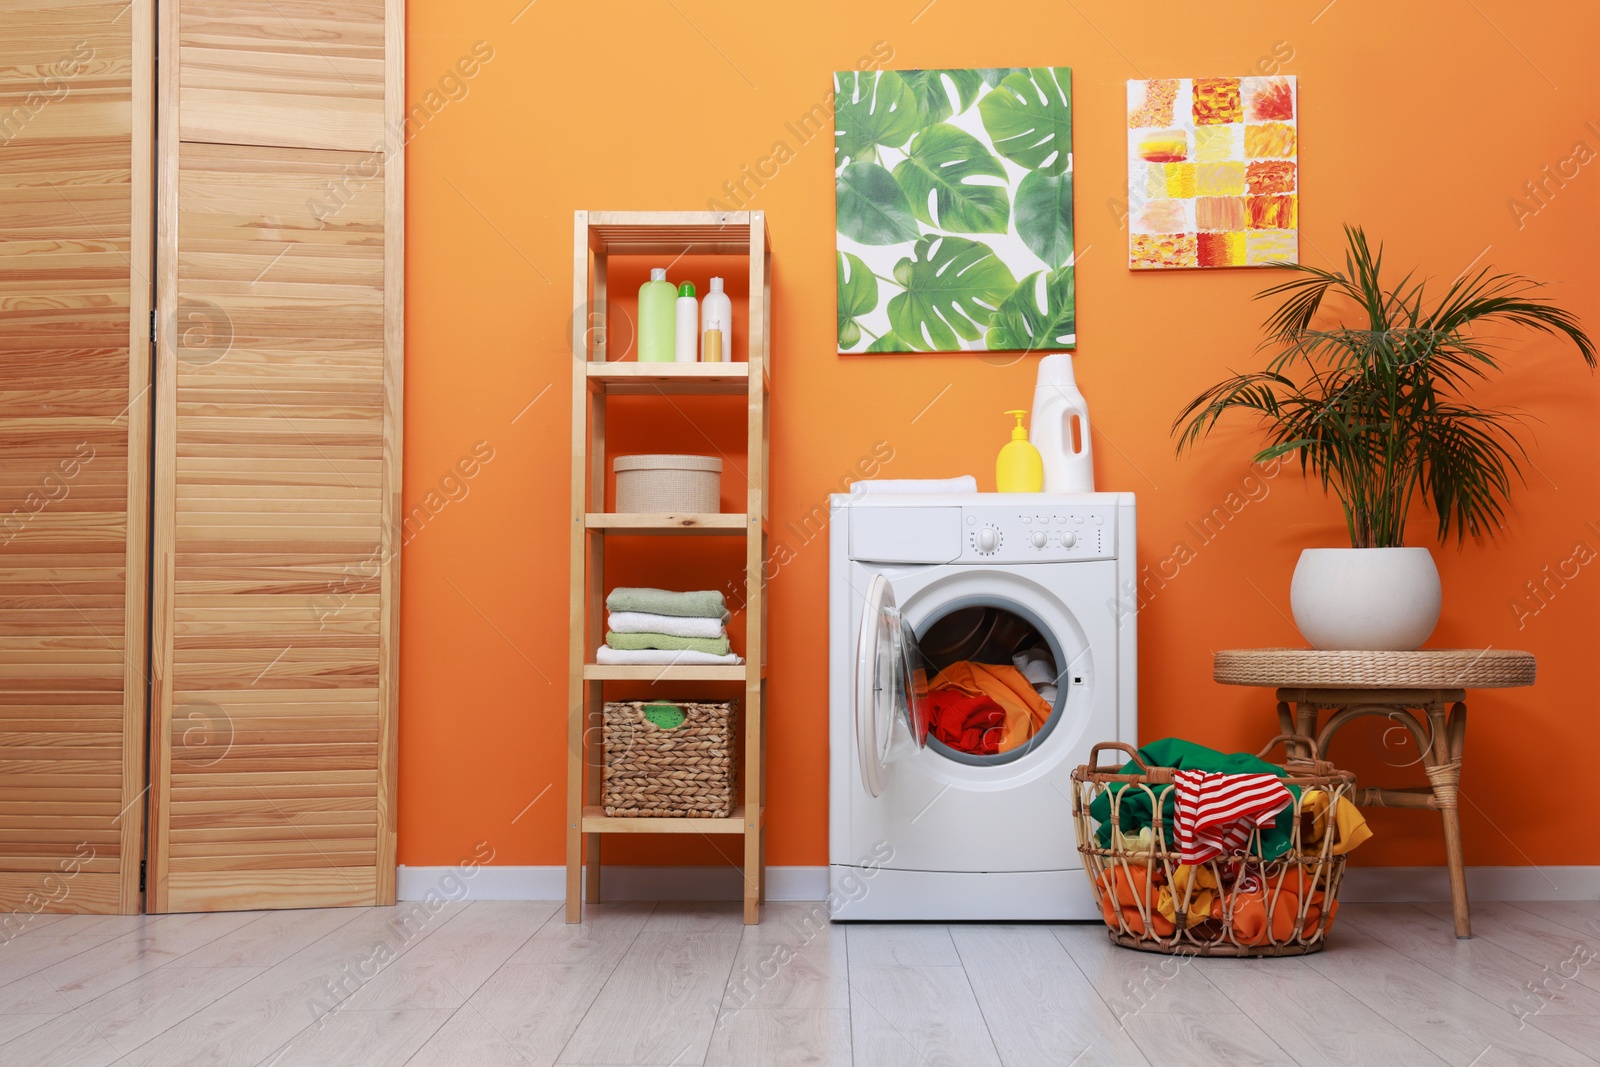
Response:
[596,587,744,665]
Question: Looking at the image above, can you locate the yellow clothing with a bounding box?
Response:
[1114,827,1155,855]
[1301,790,1374,856]
[928,661,1050,753]
[1156,864,1222,926]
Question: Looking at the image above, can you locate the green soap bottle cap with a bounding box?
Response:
[678,281,696,298]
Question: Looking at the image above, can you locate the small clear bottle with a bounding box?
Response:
[700,276,732,362]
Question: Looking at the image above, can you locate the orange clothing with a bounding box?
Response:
[1097,865,1174,938]
[928,661,1050,752]
[1214,867,1337,945]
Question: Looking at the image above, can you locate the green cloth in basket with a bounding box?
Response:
[1087,737,1302,860]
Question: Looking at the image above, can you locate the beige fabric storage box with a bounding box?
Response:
[613,454,722,513]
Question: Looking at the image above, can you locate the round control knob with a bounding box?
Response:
[975,527,1001,553]
[1061,531,1078,548]
[1030,531,1049,548]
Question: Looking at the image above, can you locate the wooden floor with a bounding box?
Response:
[0,898,1596,1065]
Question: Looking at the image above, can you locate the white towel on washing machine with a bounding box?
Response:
[849,476,978,495]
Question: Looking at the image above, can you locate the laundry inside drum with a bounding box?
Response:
[915,605,1060,758]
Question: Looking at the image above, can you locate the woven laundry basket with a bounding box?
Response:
[602,700,737,818]
[613,454,722,513]
[1071,735,1357,957]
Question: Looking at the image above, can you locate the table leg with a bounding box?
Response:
[1275,700,1296,749]
[1294,702,1320,758]
[1424,701,1470,939]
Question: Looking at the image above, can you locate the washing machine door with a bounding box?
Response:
[856,573,931,797]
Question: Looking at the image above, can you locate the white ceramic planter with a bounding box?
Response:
[1289,547,1442,651]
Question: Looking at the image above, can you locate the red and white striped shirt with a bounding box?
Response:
[1171,770,1294,864]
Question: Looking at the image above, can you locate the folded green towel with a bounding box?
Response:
[605,587,729,620]
[605,631,731,656]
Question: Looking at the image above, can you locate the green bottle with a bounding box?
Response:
[637,268,676,362]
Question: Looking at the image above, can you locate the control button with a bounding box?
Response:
[975,527,1001,553]
[1093,515,1104,525]
[1073,515,1085,524]
[966,515,976,525]
[1061,531,1078,548]
[1055,516,1067,525]
[1021,516,1032,524]
[1030,531,1049,548]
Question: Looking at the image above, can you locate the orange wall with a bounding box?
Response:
[402,1,1600,870]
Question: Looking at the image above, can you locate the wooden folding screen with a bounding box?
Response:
[146,0,403,911]
[0,0,154,916]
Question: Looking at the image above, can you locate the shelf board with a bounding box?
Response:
[586,512,751,535]
[586,361,750,395]
[581,804,762,835]
[585,210,767,256]
[582,663,758,681]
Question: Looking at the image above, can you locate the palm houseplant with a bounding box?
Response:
[1174,226,1593,650]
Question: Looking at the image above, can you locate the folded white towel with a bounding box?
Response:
[607,611,727,639]
[850,476,978,495]
[595,646,744,666]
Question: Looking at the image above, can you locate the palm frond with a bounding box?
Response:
[1171,225,1593,547]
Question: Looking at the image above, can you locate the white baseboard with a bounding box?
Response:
[1339,865,1600,902]
[398,864,1600,904]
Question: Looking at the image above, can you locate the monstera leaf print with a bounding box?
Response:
[836,252,878,349]
[887,236,1017,351]
[899,68,986,125]
[835,66,1075,353]
[894,124,1009,234]
[979,67,1073,174]
[836,162,920,246]
[834,71,919,167]
[866,331,914,352]
[1014,170,1073,268]
[985,268,1076,352]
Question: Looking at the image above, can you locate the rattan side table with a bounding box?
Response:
[1213,648,1537,939]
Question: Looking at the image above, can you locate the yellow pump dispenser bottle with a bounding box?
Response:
[996,410,1044,492]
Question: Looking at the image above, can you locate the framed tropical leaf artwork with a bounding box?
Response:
[834,67,1075,354]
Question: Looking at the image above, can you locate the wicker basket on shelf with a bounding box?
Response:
[1070,735,1357,957]
[602,700,737,818]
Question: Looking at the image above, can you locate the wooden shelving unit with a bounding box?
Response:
[567,210,771,925]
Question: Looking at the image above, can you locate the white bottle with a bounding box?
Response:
[1030,353,1095,493]
[673,281,698,363]
[700,276,732,362]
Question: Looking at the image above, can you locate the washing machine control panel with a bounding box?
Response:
[961,504,1116,562]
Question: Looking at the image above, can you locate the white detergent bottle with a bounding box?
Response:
[1030,353,1095,493]
[673,281,698,362]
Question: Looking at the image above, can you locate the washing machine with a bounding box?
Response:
[828,491,1136,921]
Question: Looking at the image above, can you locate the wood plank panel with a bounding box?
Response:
[177,0,386,151]
[0,0,152,915]
[149,0,402,912]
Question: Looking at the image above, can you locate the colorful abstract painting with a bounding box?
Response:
[1126,76,1298,270]
[835,67,1075,353]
